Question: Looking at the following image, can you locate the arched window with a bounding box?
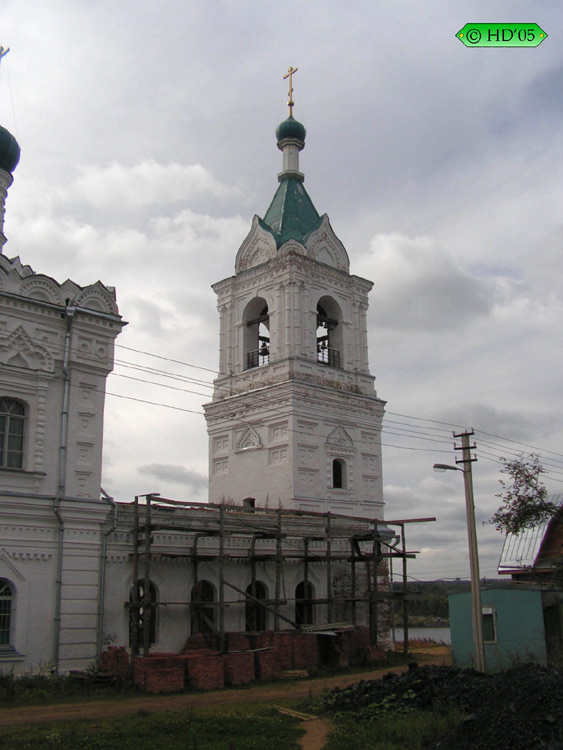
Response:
[245,581,268,632]
[129,579,157,648]
[0,398,25,469]
[332,458,347,489]
[191,580,216,635]
[316,297,342,368]
[0,580,13,646]
[295,581,315,626]
[243,298,270,369]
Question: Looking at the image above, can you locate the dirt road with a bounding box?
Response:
[0,664,413,727]
[0,645,451,750]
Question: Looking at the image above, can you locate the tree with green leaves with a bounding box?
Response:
[490,453,557,535]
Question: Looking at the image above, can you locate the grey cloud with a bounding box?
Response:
[138,464,208,490]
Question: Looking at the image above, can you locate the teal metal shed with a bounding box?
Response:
[449,587,547,672]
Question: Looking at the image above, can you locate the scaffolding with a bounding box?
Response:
[127,494,434,657]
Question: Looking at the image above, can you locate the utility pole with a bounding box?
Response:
[454,431,486,672]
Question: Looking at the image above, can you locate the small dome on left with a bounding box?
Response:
[0,125,20,173]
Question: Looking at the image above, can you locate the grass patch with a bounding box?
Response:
[322,707,465,750]
[0,707,303,750]
[0,671,140,706]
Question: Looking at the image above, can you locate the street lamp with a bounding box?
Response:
[433,432,486,672]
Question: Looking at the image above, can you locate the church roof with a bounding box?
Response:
[0,125,20,174]
[261,177,323,249]
[275,115,306,142]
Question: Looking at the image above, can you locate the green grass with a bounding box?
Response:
[0,671,140,706]
[322,707,464,750]
[0,707,303,750]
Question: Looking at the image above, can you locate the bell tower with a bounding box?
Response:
[204,72,385,518]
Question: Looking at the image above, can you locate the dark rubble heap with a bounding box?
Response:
[320,663,563,750]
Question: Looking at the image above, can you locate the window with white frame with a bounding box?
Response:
[0,398,25,469]
[482,605,497,643]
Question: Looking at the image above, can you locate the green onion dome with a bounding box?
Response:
[0,125,20,173]
[275,116,306,143]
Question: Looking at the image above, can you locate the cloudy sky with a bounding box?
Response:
[1,0,562,580]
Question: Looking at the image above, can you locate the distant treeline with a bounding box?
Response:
[391,579,503,622]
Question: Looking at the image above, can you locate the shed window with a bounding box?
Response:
[482,606,497,643]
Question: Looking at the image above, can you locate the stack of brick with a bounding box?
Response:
[99,646,130,679]
[182,633,210,651]
[365,644,386,663]
[254,647,282,680]
[272,631,294,669]
[133,654,185,694]
[227,632,253,652]
[348,628,371,666]
[293,632,319,669]
[332,631,351,669]
[181,652,225,691]
[223,651,255,686]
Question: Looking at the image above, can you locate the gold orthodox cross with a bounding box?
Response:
[283,66,298,117]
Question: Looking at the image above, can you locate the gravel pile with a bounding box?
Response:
[320,663,563,750]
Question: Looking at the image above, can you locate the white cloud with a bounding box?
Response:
[71,161,240,211]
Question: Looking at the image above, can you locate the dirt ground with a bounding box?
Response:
[0,643,449,750]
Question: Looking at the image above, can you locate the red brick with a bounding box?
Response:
[133,657,185,694]
[367,645,386,663]
[255,649,282,681]
[293,633,319,670]
[223,652,255,686]
[182,633,209,651]
[99,647,130,679]
[184,654,225,691]
[227,632,253,652]
[348,628,371,666]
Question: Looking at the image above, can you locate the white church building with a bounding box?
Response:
[0,84,409,675]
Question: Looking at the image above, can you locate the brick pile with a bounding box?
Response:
[133,654,185,694]
[182,652,225,691]
[272,631,294,669]
[293,632,319,669]
[99,646,129,679]
[100,626,386,694]
[227,632,253,651]
[182,633,209,651]
[348,628,370,666]
[223,651,255,686]
[255,647,282,680]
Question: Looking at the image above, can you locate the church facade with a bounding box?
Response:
[0,86,395,675]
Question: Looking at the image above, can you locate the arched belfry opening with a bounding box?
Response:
[243,297,270,369]
[316,296,343,368]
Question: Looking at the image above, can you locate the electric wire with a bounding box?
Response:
[3,315,562,476]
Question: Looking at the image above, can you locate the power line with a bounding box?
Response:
[3,314,562,471]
